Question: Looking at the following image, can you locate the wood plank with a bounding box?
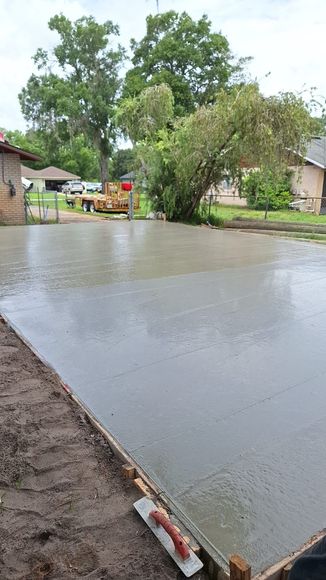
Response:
[230,554,251,580]
[133,477,152,497]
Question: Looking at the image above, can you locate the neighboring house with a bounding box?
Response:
[291,137,326,214]
[120,171,135,183]
[211,137,326,214]
[0,133,41,225]
[207,178,247,207]
[21,165,80,192]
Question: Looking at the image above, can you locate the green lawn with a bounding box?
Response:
[209,204,326,224]
[28,192,69,211]
[27,193,326,225]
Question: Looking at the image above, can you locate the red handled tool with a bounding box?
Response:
[134,497,203,577]
[149,509,190,560]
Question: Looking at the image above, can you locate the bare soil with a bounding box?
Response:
[0,319,203,579]
[30,206,107,223]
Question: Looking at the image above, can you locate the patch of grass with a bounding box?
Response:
[26,215,58,225]
[209,204,326,224]
[268,231,326,243]
[28,192,67,211]
[207,213,224,227]
[15,477,23,490]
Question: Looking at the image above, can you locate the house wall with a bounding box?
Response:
[291,165,324,214]
[207,184,247,207]
[207,165,326,214]
[0,153,25,225]
[214,193,247,207]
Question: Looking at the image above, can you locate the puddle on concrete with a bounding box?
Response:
[1,221,326,572]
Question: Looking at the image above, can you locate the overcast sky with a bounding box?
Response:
[0,0,325,130]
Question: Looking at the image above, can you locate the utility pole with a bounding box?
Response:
[156,0,159,13]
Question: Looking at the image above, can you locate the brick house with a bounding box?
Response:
[0,133,41,225]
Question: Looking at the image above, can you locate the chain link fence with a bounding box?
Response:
[24,190,60,224]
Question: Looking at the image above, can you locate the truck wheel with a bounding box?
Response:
[82,202,89,212]
[89,202,95,213]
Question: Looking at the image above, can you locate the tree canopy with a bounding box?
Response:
[116,83,174,143]
[3,129,99,179]
[123,11,249,115]
[16,10,316,217]
[19,14,125,185]
[121,84,313,220]
[110,148,136,180]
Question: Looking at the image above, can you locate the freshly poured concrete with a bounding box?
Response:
[1,221,326,573]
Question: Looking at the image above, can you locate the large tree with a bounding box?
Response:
[3,128,99,179]
[110,148,136,180]
[121,84,313,220]
[19,14,125,185]
[2,129,45,169]
[123,11,249,116]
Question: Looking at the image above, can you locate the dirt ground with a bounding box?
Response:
[30,206,108,223]
[0,319,205,579]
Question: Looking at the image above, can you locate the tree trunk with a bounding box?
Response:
[184,132,236,220]
[185,164,215,219]
[100,150,109,190]
[185,189,205,219]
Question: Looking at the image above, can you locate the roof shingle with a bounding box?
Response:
[305,137,326,169]
[21,165,80,180]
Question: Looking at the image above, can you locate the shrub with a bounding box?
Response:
[188,204,224,227]
[243,170,293,210]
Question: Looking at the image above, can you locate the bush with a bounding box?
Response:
[207,213,224,227]
[243,170,293,210]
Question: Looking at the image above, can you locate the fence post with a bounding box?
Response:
[208,190,213,223]
[54,190,59,223]
[264,194,270,220]
[129,189,134,221]
[37,190,41,223]
[24,191,28,224]
[41,188,46,222]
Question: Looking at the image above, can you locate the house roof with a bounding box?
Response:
[304,137,326,169]
[21,165,80,180]
[0,140,41,162]
[120,171,135,180]
[21,166,43,178]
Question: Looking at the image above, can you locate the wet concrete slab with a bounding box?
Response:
[1,221,326,573]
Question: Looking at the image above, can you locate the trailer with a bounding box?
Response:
[66,181,139,214]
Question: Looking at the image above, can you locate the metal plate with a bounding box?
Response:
[134,497,203,577]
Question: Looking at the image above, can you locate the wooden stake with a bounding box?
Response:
[230,554,251,580]
[133,477,152,497]
[122,464,135,479]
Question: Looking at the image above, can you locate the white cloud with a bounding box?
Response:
[0,0,325,130]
